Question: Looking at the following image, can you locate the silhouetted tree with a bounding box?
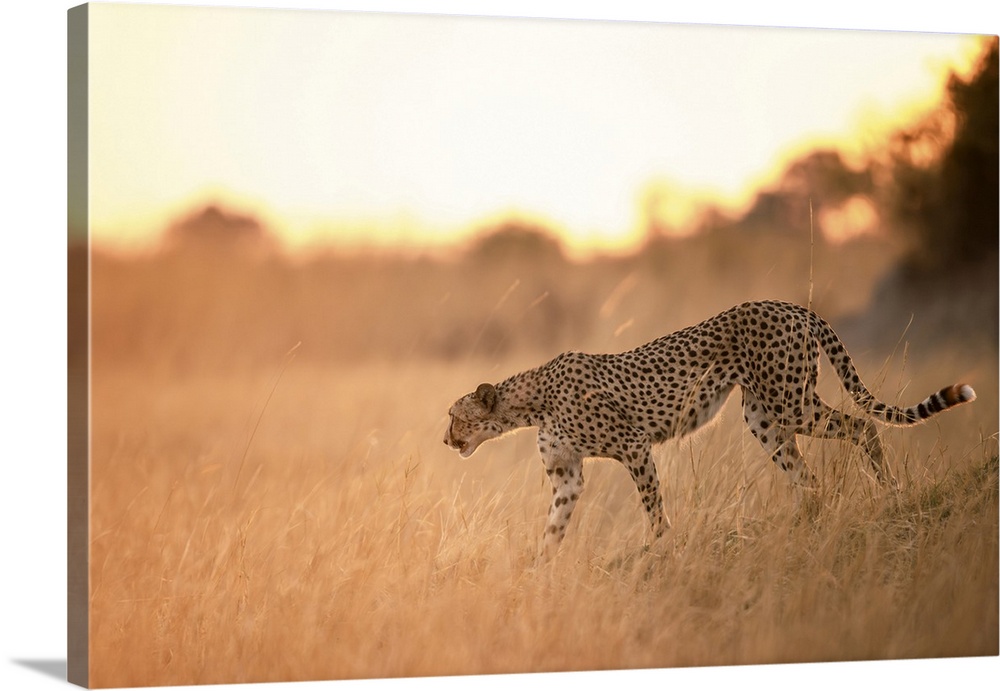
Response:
[733,149,873,236]
[885,38,998,274]
[468,219,565,263]
[163,204,277,256]
[779,149,874,204]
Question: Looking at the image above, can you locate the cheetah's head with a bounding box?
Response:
[444,383,503,458]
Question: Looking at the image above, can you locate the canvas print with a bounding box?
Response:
[68,3,999,688]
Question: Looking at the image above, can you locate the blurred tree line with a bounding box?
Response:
[633,37,998,346]
[153,38,996,286]
[645,37,998,267]
[85,38,996,371]
[863,37,998,346]
[885,37,998,276]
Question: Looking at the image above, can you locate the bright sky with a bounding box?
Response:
[86,2,987,255]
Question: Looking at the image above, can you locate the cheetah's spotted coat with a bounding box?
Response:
[443,300,976,559]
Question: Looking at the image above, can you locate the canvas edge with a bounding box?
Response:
[68,3,90,688]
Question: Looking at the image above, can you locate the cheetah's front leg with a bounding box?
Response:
[538,433,585,561]
[621,438,670,538]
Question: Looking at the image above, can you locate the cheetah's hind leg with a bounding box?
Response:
[800,399,897,490]
[741,390,819,491]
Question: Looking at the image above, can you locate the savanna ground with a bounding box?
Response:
[84,230,998,688]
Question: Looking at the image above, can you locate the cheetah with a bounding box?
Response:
[443,300,976,559]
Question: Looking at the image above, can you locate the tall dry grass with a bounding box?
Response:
[87,235,998,687]
[89,357,997,687]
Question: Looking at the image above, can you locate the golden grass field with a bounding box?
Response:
[85,236,998,687]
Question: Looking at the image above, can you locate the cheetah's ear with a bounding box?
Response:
[475,383,497,413]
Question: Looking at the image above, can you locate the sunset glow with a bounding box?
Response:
[85,4,988,255]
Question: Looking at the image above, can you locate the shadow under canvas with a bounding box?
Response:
[12,659,68,682]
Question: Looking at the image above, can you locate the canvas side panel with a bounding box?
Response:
[67,4,90,688]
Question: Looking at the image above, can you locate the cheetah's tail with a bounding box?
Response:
[810,312,976,426]
[864,383,977,425]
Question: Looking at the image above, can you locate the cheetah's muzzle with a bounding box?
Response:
[445,438,467,455]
